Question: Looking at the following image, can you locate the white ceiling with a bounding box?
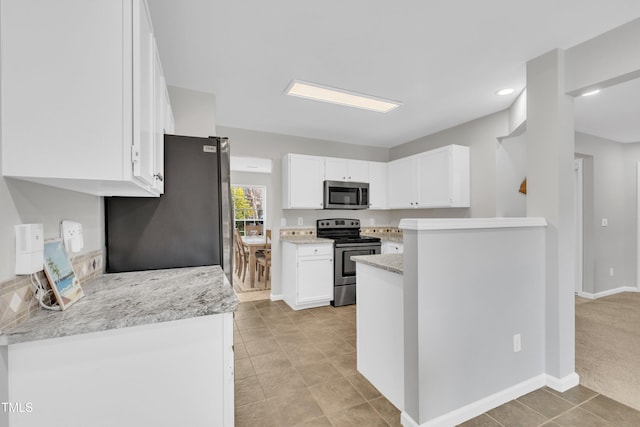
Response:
[147,0,640,147]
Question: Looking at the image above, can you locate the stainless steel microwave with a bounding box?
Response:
[323,180,369,209]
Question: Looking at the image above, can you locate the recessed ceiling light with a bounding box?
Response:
[496,88,515,96]
[581,89,601,97]
[286,80,401,113]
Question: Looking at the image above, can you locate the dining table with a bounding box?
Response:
[241,235,268,288]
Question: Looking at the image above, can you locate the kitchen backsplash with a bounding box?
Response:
[0,249,103,332]
[279,227,316,237]
[360,226,403,240]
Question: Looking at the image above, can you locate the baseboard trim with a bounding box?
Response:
[269,293,283,301]
[546,372,580,392]
[400,374,546,427]
[577,286,639,300]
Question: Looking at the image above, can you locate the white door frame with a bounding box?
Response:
[575,158,583,294]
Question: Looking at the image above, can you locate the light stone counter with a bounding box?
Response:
[280,236,334,244]
[352,254,403,275]
[3,265,238,345]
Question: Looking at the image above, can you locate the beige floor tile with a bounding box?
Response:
[235,375,265,407]
[294,415,333,426]
[580,394,640,427]
[329,351,357,376]
[235,357,256,380]
[545,385,598,405]
[553,407,613,426]
[235,316,267,330]
[235,399,278,427]
[281,341,327,366]
[234,341,248,360]
[250,350,293,375]
[327,402,389,426]
[244,337,282,357]
[345,372,382,400]
[457,413,503,427]
[369,396,402,427]
[296,359,343,387]
[308,376,366,415]
[234,309,262,320]
[517,388,575,418]
[486,400,549,427]
[239,326,273,343]
[257,365,307,396]
[270,387,325,426]
[313,337,356,359]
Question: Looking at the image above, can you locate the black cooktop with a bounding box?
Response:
[317,218,381,245]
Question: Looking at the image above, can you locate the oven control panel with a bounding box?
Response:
[318,219,360,229]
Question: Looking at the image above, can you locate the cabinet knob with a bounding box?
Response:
[154,173,164,182]
[410,202,414,206]
[348,176,351,179]
[343,176,346,180]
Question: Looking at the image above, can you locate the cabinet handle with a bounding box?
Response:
[154,173,164,182]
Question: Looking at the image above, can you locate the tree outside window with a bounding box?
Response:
[232,185,266,235]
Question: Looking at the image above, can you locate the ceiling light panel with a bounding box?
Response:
[286,80,400,113]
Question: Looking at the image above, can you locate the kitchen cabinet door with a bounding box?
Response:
[382,242,403,254]
[417,145,470,208]
[387,156,417,208]
[0,0,170,197]
[368,161,388,209]
[324,158,369,182]
[282,154,325,209]
[297,255,334,303]
[132,0,156,189]
[152,42,166,194]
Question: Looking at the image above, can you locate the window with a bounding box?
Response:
[232,185,266,236]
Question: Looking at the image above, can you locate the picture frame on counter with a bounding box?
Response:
[43,240,84,310]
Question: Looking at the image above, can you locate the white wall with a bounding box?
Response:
[167,85,216,138]
[218,125,391,298]
[575,133,639,292]
[401,219,547,425]
[388,110,509,221]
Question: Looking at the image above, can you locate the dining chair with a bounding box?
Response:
[256,229,272,285]
[245,224,263,236]
[233,228,249,282]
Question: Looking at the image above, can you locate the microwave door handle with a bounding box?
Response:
[358,187,363,206]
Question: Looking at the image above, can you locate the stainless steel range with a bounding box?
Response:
[317,219,381,307]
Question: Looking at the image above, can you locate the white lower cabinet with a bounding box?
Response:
[7,314,234,427]
[282,242,334,310]
[382,241,404,254]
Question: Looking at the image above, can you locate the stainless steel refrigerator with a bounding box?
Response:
[105,135,233,283]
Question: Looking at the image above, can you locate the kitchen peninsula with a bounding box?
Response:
[354,218,550,427]
[2,266,238,427]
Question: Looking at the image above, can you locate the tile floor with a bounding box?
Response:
[234,299,640,427]
[233,299,401,426]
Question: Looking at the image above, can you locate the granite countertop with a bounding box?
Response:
[352,254,403,275]
[280,236,334,244]
[2,265,238,345]
[361,232,403,244]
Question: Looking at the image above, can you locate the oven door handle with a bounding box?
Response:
[334,242,382,249]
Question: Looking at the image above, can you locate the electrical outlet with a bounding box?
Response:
[602,218,608,227]
[369,218,375,226]
[297,217,303,226]
[281,218,286,227]
[609,267,614,277]
[513,334,522,352]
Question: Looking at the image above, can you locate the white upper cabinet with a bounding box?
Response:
[387,156,418,209]
[324,158,369,182]
[282,154,325,209]
[388,145,470,209]
[0,0,171,197]
[368,161,388,209]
